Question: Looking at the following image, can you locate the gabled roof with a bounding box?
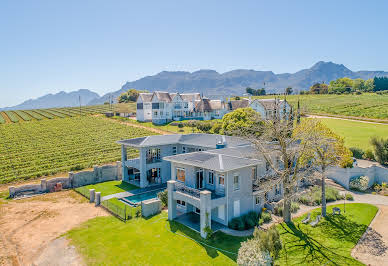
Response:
[253,99,287,110]
[152,91,173,102]
[180,93,201,101]
[138,93,153,102]
[194,99,223,112]
[228,99,250,110]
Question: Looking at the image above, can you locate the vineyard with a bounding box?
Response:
[0,103,136,124]
[253,93,388,120]
[0,116,156,184]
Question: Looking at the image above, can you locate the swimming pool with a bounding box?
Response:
[121,189,163,206]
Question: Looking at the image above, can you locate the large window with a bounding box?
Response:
[233,174,240,190]
[177,168,186,182]
[196,169,204,189]
[146,148,161,163]
[219,174,225,186]
[152,103,160,109]
[208,171,214,185]
[137,103,143,109]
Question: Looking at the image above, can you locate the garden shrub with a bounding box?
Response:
[350,147,364,159]
[349,176,370,191]
[229,217,245,231]
[237,238,272,266]
[345,193,354,200]
[299,186,344,206]
[262,212,272,223]
[291,202,300,213]
[157,189,168,207]
[254,226,283,259]
[243,214,256,229]
[363,149,375,161]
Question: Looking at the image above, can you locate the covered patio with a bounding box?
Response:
[174,212,226,233]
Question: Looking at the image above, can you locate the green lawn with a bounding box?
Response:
[275,203,378,265]
[82,180,138,197]
[318,118,388,150]
[67,213,245,265]
[66,203,377,265]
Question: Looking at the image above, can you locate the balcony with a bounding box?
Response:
[125,158,140,168]
[174,182,225,200]
[146,158,162,164]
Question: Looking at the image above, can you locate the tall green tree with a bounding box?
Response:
[294,120,353,216]
[370,137,388,165]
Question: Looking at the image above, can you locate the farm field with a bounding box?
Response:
[253,93,388,120]
[0,116,156,184]
[0,103,136,124]
[318,118,388,151]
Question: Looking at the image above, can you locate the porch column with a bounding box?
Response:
[200,190,212,238]
[121,145,129,182]
[167,180,177,221]
[139,148,147,188]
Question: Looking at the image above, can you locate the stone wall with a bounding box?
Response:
[327,165,388,189]
[9,162,122,198]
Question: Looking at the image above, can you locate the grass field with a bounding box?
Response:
[0,116,156,184]
[253,93,388,120]
[81,180,137,197]
[275,203,378,265]
[0,103,136,124]
[318,118,388,150]
[66,203,376,265]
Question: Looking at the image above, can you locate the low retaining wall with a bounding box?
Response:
[327,165,388,189]
[9,162,122,198]
[141,198,161,217]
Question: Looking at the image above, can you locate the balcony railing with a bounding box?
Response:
[175,182,201,198]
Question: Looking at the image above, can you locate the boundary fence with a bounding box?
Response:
[74,186,90,199]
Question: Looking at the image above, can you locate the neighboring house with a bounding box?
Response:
[136,91,225,124]
[117,133,284,238]
[136,90,291,123]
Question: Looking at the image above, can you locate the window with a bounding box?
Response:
[196,169,204,189]
[218,205,225,220]
[219,174,225,186]
[176,168,185,182]
[184,102,188,108]
[159,102,164,109]
[208,171,214,185]
[160,111,163,116]
[255,196,261,205]
[137,103,143,109]
[266,161,270,172]
[195,208,200,214]
[146,148,161,163]
[166,112,169,116]
[172,146,177,155]
[233,174,240,190]
[177,200,186,206]
[154,111,158,116]
[251,167,257,180]
[233,200,240,217]
[182,147,186,153]
[152,103,160,109]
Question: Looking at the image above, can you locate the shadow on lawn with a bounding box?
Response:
[168,220,244,262]
[115,181,138,191]
[279,214,365,265]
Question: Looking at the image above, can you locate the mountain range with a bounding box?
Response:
[4,61,388,110]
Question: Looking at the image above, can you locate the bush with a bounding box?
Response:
[350,147,364,159]
[291,202,300,213]
[363,149,375,161]
[177,123,184,128]
[345,193,354,200]
[237,238,272,266]
[299,186,343,206]
[229,217,245,231]
[254,226,283,259]
[262,212,272,223]
[243,214,256,229]
[349,176,370,191]
[157,190,168,207]
[370,137,388,165]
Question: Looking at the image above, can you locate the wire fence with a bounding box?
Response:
[74,186,90,199]
[101,199,141,221]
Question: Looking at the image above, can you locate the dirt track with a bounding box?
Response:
[0,190,107,266]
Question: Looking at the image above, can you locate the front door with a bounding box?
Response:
[196,169,204,189]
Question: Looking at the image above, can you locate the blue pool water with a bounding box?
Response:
[123,189,163,205]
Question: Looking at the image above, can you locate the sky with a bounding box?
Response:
[1,0,388,107]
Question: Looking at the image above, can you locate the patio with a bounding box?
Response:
[174,212,226,233]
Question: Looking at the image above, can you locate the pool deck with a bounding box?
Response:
[101,183,166,202]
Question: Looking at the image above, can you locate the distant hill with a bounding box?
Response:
[5,61,388,109]
[2,89,100,110]
[90,61,388,104]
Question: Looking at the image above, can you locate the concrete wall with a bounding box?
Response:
[9,162,122,198]
[141,198,161,217]
[327,165,388,189]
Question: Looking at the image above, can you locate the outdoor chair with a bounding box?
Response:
[332,207,341,215]
[310,215,321,227]
[302,213,311,224]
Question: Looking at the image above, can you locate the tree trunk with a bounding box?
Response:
[283,197,292,223]
[321,173,326,217]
